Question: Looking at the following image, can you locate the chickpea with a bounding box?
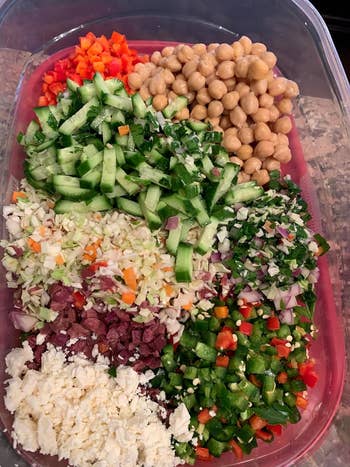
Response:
[196,87,211,105]
[139,85,151,101]
[215,43,234,61]
[269,132,278,145]
[254,140,274,159]
[128,72,143,90]
[223,127,238,137]
[217,61,235,80]
[145,62,156,72]
[244,157,262,174]
[277,98,293,115]
[208,43,220,52]
[251,42,267,55]
[224,78,236,91]
[269,105,280,122]
[259,93,274,108]
[238,171,251,183]
[213,125,224,134]
[235,57,249,78]
[176,73,186,81]
[192,43,207,56]
[238,35,252,55]
[152,94,168,111]
[198,56,215,77]
[172,79,188,96]
[168,91,178,102]
[240,92,259,115]
[254,122,272,141]
[251,169,270,185]
[268,77,288,96]
[277,133,289,145]
[260,51,277,69]
[229,155,244,167]
[162,69,175,85]
[220,115,231,130]
[134,63,149,81]
[177,44,194,63]
[165,55,182,73]
[248,59,269,80]
[149,74,167,96]
[238,127,254,144]
[284,80,300,98]
[265,70,274,82]
[162,46,175,57]
[175,107,190,121]
[223,132,242,152]
[208,79,227,99]
[231,40,245,59]
[183,60,198,78]
[229,106,247,128]
[158,57,168,68]
[251,79,268,96]
[206,117,220,127]
[188,71,206,91]
[274,116,292,134]
[236,144,253,160]
[251,108,270,123]
[185,91,196,104]
[235,82,250,98]
[263,157,281,171]
[273,144,292,163]
[222,90,240,110]
[190,104,207,120]
[208,100,224,118]
[151,51,162,65]
[206,73,217,85]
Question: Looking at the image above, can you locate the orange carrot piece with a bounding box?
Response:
[277,371,288,384]
[214,305,229,319]
[121,291,136,305]
[296,395,308,409]
[12,191,27,203]
[55,254,65,265]
[182,302,192,311]
[161,266,173,272]
[164,284,174,296]
[118,125,130,136]
[249,415,267,430]
[27,238,41,253]
[216,355,229,367]
[39,226,47,237]
[197,408,213,424]
[122,267,137,291]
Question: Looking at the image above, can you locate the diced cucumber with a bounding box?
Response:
[215,148,230,167]
[175,242,193,283]
[34,106,58,139]
[54,199,89,214]
[101,147,117,193]
[101,122,112,144]
[105,184,127,199]
[115,134,129,146]
[78,150,103,176]
[144,148,168,169]
[59,97,99,135]
[138,192,162,230]
[206,163,240,211]
[111,110,125,124]
[162,194,196,216]
[127,132,135,151]
[196,217,219,255]
[91,107,113,131]
[104,94,132,113]
[137,162,169,188]
[225,181,264,204]
[116,197,143,217]
[163,96,188,119]
[166,218,182,255]
[57,146,82,176]
[132,93,147,118]
[23,120,40,145]
[80,164,102,189]
[53,175,95,201]
[57,97,73,117]
[190,196,210,227]
[66,78,79,92]
[187,120,208,132]
[115,167,139,195]
[86,194,112,211]
[144,185,162,212]
[180,219,194,242]
[78,82,96,103]
[49,105,63,125]
[93,72,110,97]
[105,77,124,94]
[115,145,126,166]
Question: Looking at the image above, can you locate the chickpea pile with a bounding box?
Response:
[127,36,299,186]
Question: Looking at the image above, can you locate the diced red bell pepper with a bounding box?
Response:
[215,329,237,351]
[266,424,283,436]
[229,440,243,459]
[239,304,253,319]
[255,429,273,442]
[197,408,213,424]
[301,369,318,388]
[276,344,291,358]
[216,355,230,367]
[267,316,280,331]
[239,321,253,336]
[270,337,288,346]
[195,446,213,461]
[73,291,86,309]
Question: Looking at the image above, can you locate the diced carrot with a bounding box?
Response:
[216,355,229,367]
[214,305,229,319]
[182,302,192,311]
[93,61,105,73]
[161,266,173,272]
[229,440,243,459]
[122,267,137,291]
[197,408,212,424]
[12,191,27,203]
[195,446,212,461]
[55,254,65,265]
[249,415,267,430]
[249,374,262,387]
[255,429,273,442]
[80,36,92,50]
[38,96,49,106]
[27,238,41,253]
[164,283,173,297]
[121,291,136,305]
[296,395,308,409]
[39,226,47,237]
[118,125,130,136]
[277,371,288,384]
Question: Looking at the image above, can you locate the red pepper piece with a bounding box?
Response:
[73,291,86,309]
[215,329,237,351]
[266,424,283,436]
[239,304,253,319]
[267,316,280,331]
[239,321,253,336]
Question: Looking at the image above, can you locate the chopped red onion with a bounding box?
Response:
[279,309,294,325]
[165,216,179,230]
[211,167,221,177]
[238,289,263,303]
[210,251,222,263]
[276,226,289,238]
[10,311,38,332]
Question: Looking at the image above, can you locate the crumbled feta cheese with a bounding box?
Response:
[236,207,249,220]
[169,403,193,443]
[5,341,33,378]
[193,378,201,386]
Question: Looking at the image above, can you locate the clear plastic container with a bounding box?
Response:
[0,1,349,466]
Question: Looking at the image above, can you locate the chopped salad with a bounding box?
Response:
[1,31,329,467]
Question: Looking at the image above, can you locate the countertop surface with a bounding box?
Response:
[0,46,349,467]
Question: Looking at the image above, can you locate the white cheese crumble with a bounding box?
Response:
[4,345,184,467]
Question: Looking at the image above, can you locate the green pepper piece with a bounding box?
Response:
[246,354,266,374]
[195,342,217,362]
[277,324,291,338]
[180,331,198,349]
[263,375,277,405]
[161,353,176,372]
[205,331,217,348]
[183,366,198,380]
[209,316,221,332]
[169,372,183,388]
[182,393,197,410]
[237,424,255,443]
[207,438,227,457]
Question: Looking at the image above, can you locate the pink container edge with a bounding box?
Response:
[0,40,346,467]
